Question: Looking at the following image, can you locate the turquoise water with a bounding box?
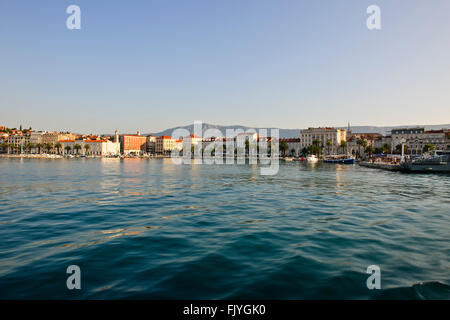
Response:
[0,158,449,299]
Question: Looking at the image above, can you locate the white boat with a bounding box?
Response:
[306,155,318,162]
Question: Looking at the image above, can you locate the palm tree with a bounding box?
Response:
[356,138,363,159]
[55,142,62,155]
[279,141,289,157]
[84,144,91,155]
[395,144,409,155]
[74,144,81,154]
[310,139,322,157]
[340,141,347,155]
[423,143,435,153]
[301,147,309,157]
[36,143,43,154]
[8,143,15,154]
[382,143,391,154]
[361,139,368,158]
[326,139,333,155]
[245,138,250,155]
[45,143,52,154]
[65,145,72,155]
[366,145,374,159]
[25,142,33,154]
[0,142,8,154]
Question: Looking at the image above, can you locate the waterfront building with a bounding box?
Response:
[300,127,347,155]
[346,133,382,156]
[391,127,425,151]
[30,131,45,145]
[374,135,392,151]
[7,132,30,149]
[391,127,450,154]
[155,135,175,154]
[146,135,156,154]
[60,139,120,156]
[42,131,76,145]
[120,133,147,155]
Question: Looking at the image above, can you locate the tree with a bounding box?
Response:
[45,143,53,154]
[65,146,72,155]
[36,143,43,154]
[310,139,323,157]
[55,142,62,155]
[279,141,289,157]
[356,138,363,158]
[0,142,8,154]
[361,139,368,157]
[395,144,409,155]
[423,143,435,153]
[84,144,91,155]
[74,144,82,154]
[366,145,374,158]
[25,142,33,154]
[326,139,333,155]
[340,141,347,155]
[301,147,309,157]
[382,143,391,154]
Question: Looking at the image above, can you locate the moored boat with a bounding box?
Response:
[401,150,450,173]
[323,155,355,164]
[306,155,318,162]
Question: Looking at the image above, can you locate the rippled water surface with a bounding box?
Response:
[0,158,449,299]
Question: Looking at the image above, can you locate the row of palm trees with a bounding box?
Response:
[301,139,350,157]
[0,142,91,155]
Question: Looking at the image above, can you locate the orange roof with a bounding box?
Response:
[158,135,173,139]
[59,140,75,142]
[85,140,107,143]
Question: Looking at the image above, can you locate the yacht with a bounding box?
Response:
[306,155,318,162]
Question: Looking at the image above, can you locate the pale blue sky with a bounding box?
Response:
[1,0,449,133]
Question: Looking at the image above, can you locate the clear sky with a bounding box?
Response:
[1,0,449,133]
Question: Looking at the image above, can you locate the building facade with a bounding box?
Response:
[391,128,450,154]
[346,133,382,156]
[60,139,120,156]
[146,135,156,154]
[120,134,147,155]
[300,127,347,155]
[155,136,175,154]
[42,132,76,145]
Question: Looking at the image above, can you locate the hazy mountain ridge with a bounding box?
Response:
[148,123,450,138]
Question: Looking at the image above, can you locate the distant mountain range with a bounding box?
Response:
[148,123,450,138]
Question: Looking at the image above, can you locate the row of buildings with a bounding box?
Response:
[299,126,450,156]
[1,125,449,157]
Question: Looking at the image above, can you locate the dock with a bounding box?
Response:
[358,161,403,171]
